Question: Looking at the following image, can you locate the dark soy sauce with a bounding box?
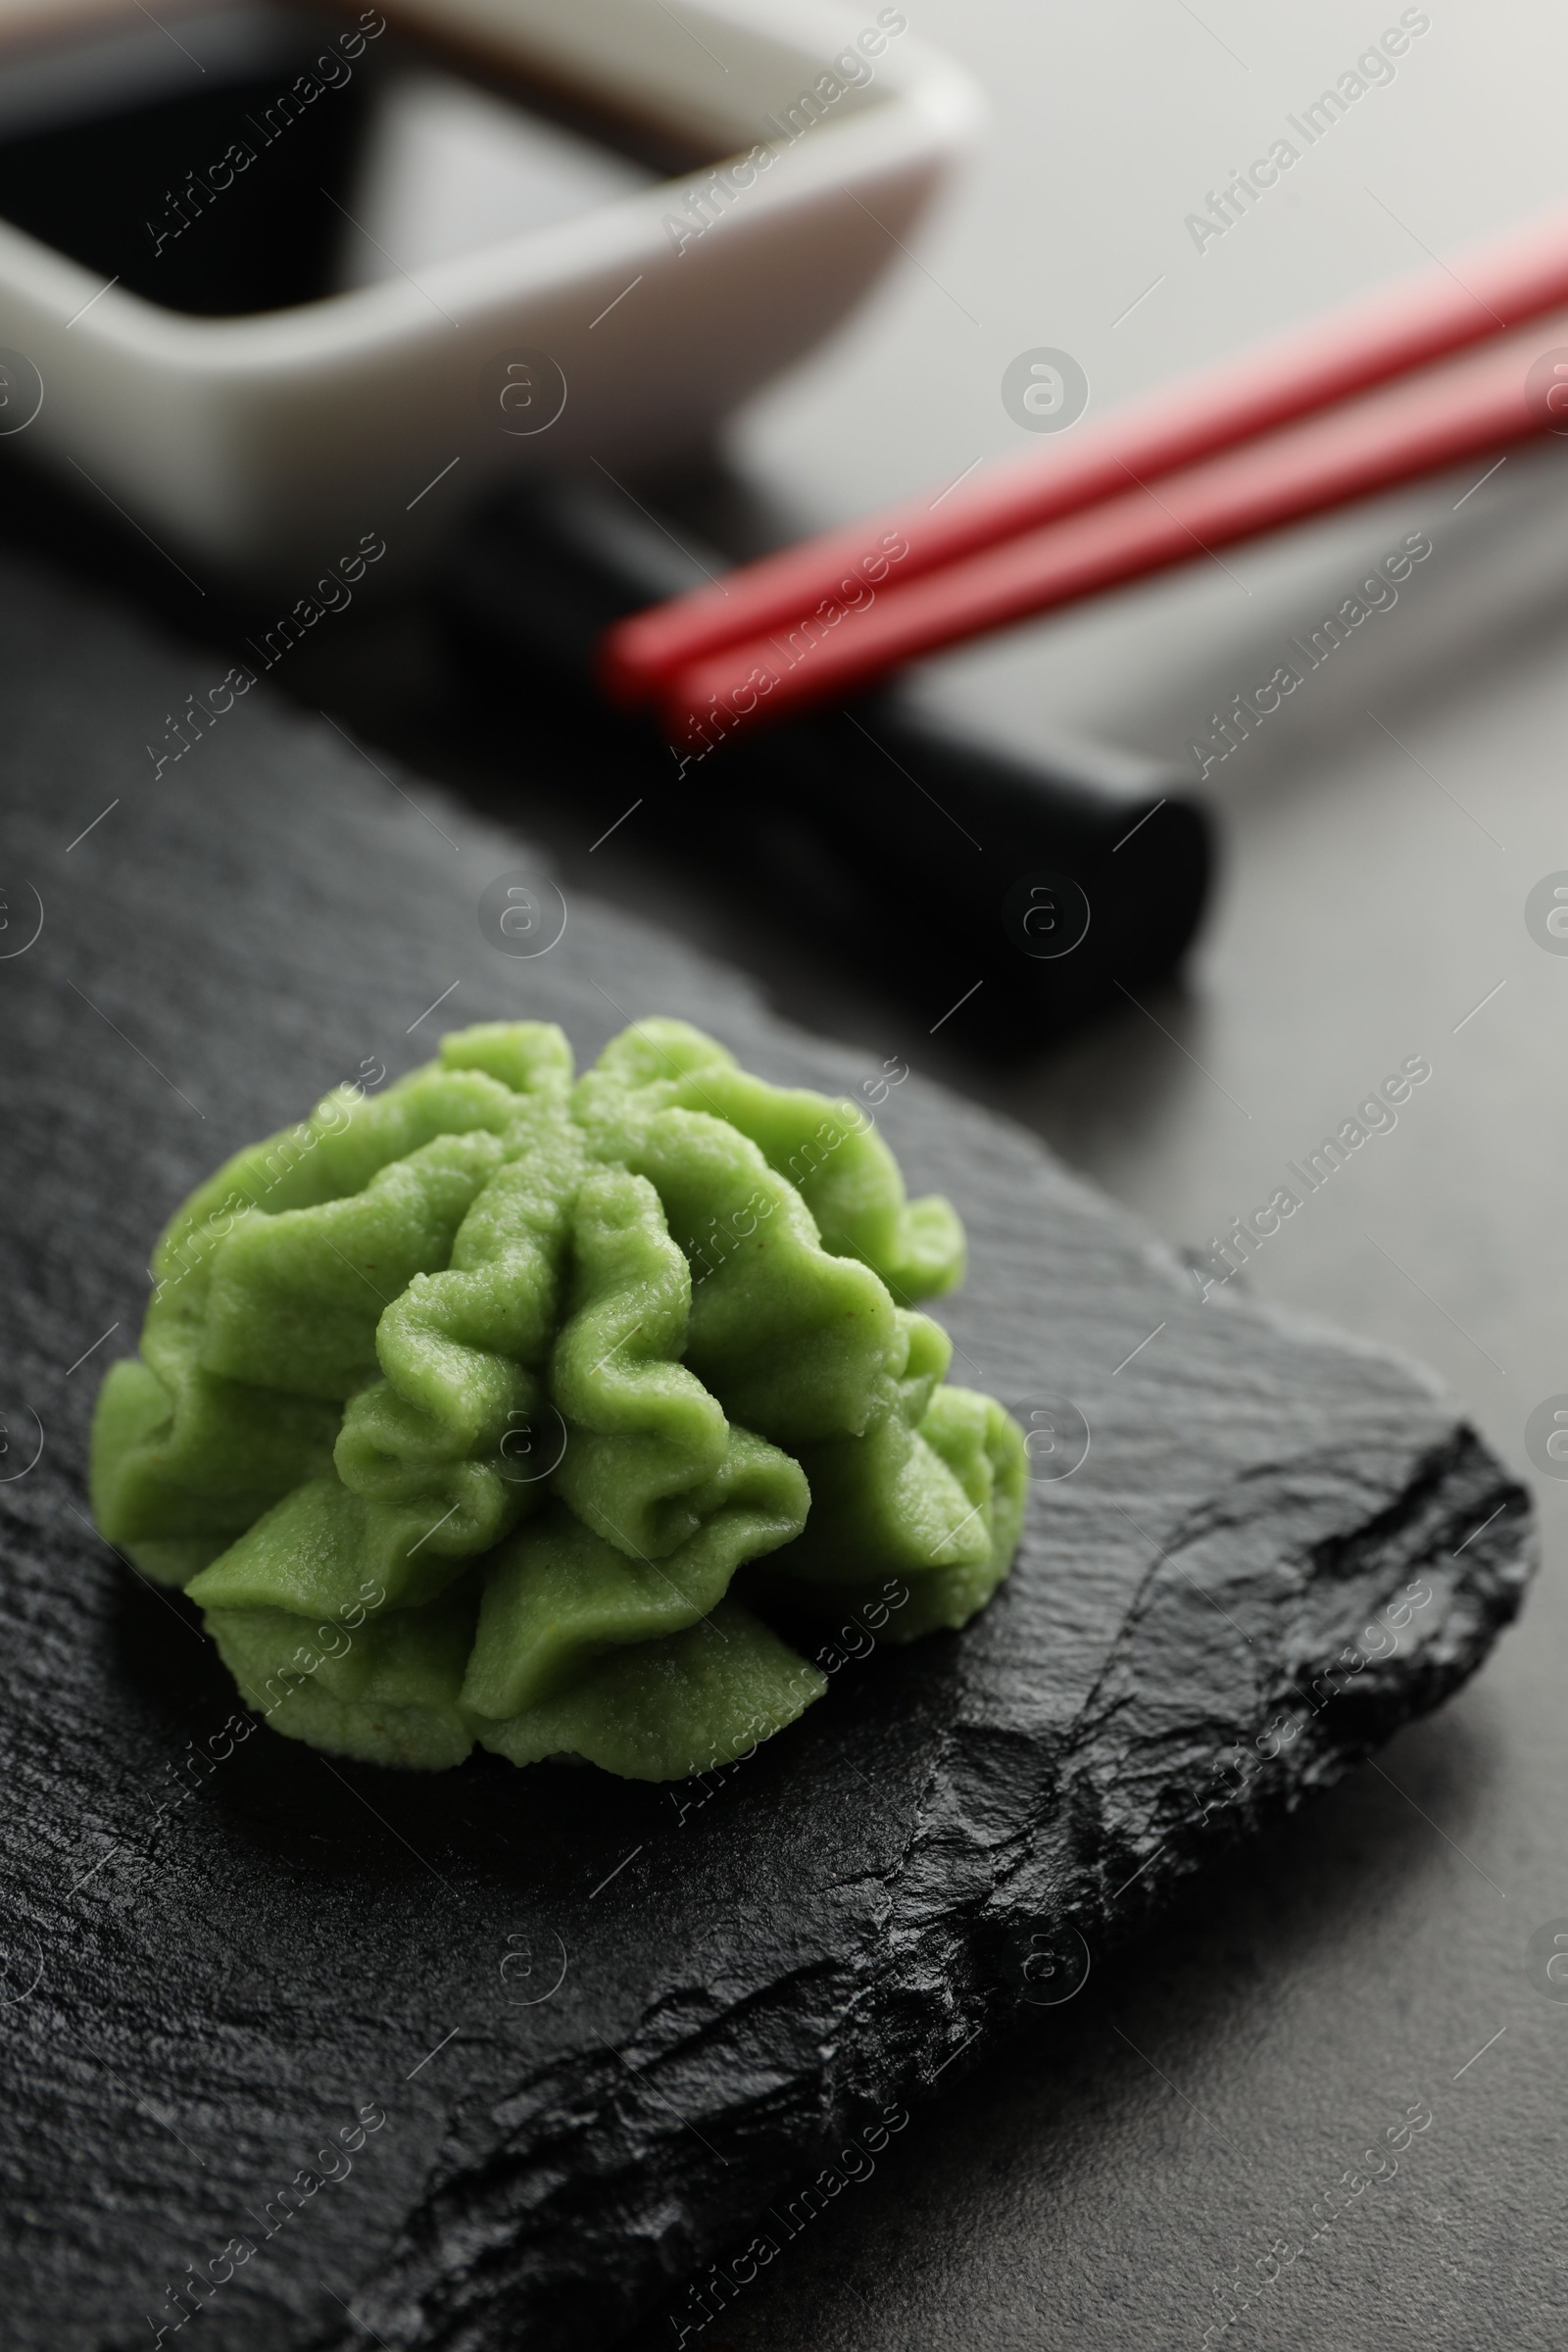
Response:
[0,2,716,317]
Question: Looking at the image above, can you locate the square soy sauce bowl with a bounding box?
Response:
[0,0,980,583]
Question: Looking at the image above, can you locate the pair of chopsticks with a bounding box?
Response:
[601,205,1568,743]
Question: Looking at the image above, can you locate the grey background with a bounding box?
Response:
[11,0,1568,2342]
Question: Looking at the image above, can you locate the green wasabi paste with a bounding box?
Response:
[90,1020,1026,1781]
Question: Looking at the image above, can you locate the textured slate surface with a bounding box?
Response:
[0,554,1534,2352]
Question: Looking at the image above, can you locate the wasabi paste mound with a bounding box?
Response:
[90,1020,1026,1781]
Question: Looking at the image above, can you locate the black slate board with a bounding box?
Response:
[0,555,1534,2352]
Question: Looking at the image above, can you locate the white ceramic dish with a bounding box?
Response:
[0,0,980,582]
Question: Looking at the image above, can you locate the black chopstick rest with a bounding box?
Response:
[436,478,1215,1051]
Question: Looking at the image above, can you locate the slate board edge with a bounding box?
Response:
[319,1355,1535,2347]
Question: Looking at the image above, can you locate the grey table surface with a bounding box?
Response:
[10,0,1568,2345]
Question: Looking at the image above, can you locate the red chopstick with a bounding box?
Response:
[653,313,1564,743]
[600,202,1568,714]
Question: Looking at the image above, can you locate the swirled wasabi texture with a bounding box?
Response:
[91,1021,1026,1780]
